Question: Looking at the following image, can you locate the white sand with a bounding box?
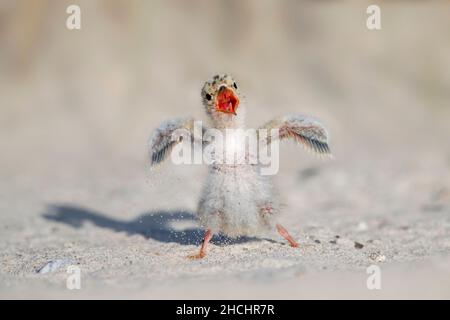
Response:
[1,146,449,299]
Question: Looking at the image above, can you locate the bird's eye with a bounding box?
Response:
[233,82,238,89]
[205,93,212,101]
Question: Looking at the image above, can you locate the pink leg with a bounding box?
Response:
[188,229,213,259]
[276,224,299,247]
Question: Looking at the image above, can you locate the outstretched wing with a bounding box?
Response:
[149,118,205,166]
[259,114,331,157]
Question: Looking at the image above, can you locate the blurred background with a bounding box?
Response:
[1,0,449,176]
[0,0,449,298]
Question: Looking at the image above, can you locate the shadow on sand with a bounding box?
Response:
[43,204,262,246]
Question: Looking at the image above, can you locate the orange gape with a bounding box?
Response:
[216,87,239,115]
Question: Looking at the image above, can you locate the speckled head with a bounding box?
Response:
[202,74,240,117]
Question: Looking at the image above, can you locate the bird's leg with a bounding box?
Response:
[276,224,299,247]
[188,229,213,260]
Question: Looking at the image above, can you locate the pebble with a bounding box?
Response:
[368,252,386,263]
[354,242,364,249]
[37,258,73,274]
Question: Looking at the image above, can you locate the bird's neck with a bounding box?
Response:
[211,106,246,129]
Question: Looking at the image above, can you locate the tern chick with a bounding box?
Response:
[149,74,331,258]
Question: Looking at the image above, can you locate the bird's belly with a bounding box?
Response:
[198,165,273,237]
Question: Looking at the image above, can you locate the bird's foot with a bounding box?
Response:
[276,224,300,248]
[288,241,299,248]
[187,229,213,260]
[187,251,206,260]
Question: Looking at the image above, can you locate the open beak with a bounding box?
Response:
[215,86,240,115]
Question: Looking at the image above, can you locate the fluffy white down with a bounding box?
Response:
[197,121,280,238]
[197,164,278,237]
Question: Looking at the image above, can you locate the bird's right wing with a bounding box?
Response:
[149,118,205,166]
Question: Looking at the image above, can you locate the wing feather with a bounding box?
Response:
[260,114,332,157]
[149,118,204,166]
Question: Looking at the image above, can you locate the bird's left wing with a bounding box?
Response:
[149,118,206,166]
[259,114,331,157]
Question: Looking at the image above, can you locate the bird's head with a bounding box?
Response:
[202,74,242,126]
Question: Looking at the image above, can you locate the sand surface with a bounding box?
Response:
[1,143,449,299]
